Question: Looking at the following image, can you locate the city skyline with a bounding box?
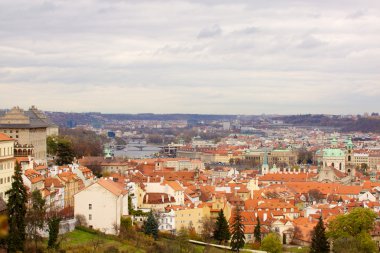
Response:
[1,0,379,114]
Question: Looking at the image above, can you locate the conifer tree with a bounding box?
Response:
[6,162,28,253]
[47,216,61,249]
[230,206,245,252]
[214,209,231,245]
[144,211,158,240]
[254,217,261,243]
[310,216,329,253]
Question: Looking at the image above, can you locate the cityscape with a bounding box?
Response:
[1,0,380,253]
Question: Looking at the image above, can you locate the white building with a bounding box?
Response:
[0,133,15,201]
[74,179,128,234]
[158,209,176,232]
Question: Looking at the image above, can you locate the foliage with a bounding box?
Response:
[6,162,28,253]
[327,207,377,239]
[310,216,329,253]
[26,189,46,251]
[254,217,261,243]
[308,189,324,203]
[75,214,88,227]
[260,233,282,253]
[120,217,133,238]
[144,211,159,240]
[48,216,61,249]
[297,148,313,164]
[230,206,245,252]
[332,232,378,253]
[327,207,378,253]
[213,209,231,244]
[55,137,75,165]
[60,127,106,157]
[200,216,215,243]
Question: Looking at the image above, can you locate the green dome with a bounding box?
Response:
[323,148,345,157]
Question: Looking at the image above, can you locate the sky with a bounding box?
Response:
[0,0,379,114]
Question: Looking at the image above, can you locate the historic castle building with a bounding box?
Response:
[0,106,57,165]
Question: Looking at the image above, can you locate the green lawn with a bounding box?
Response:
[284,246,310,253]
[59,229,145,253]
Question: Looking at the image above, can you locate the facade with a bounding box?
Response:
[74,179,128,234]
[318,138,346,172]
[0,106,57,164]
[58,172,83,208]
[0,133,15,201]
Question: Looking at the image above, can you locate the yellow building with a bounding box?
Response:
[174,204,210,234]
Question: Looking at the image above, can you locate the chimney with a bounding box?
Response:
[146,194,149,203]
[263,212,267,221]
[161,195,165,203]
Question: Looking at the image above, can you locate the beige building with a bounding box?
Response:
[245,149,298,167]
[0,133,15,201]
[0,106,57,165]
[74,179,128,234]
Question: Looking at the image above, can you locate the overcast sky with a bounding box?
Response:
[0,0,379,114]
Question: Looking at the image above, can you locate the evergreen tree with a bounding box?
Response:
[144,211,158,240]
[254,217,261,243]
[47,216,61,249]
[6,162,28,253]
[214,209,231,244]
[56,138,75,165]
[230,206,245,252]
[310,216,329,253]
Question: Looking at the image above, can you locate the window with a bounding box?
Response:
[89,204,92,210]
[16,135,18,138]
[89,214,92,220]
[0,179,3,184]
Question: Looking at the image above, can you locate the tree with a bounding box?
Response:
[56,138,75,165]
[308,189,324,203]
[332,231,377,253]
[310,216,329,253]
[327,207,377,253]
[26,190,46,252]
[254,217,261,243]
[230,206,245,252]
[47,216,61,250]
[260,233,282,253]
[200,216,215,243]
[144,211,158,240]
[6,162,28,253]
[214,209,231,245]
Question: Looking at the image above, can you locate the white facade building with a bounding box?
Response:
[74,179,128,234]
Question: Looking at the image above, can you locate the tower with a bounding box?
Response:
[261,151,269,175]
[346,137,354,166]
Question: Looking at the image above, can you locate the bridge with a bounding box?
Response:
[131,145,161,151]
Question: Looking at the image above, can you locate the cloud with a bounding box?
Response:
[0,0,379,114]
[197,24,222,39]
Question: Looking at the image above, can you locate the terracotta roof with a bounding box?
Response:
[164,180,184,191]
[45,177,64,188]
[0,133,13,141]
[143,192,176,204]
[97,179,127,196]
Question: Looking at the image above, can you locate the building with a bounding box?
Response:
[0,133,15,201]
[318,138,346,172]
[0,106,57,164]
[74,179,128,234]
